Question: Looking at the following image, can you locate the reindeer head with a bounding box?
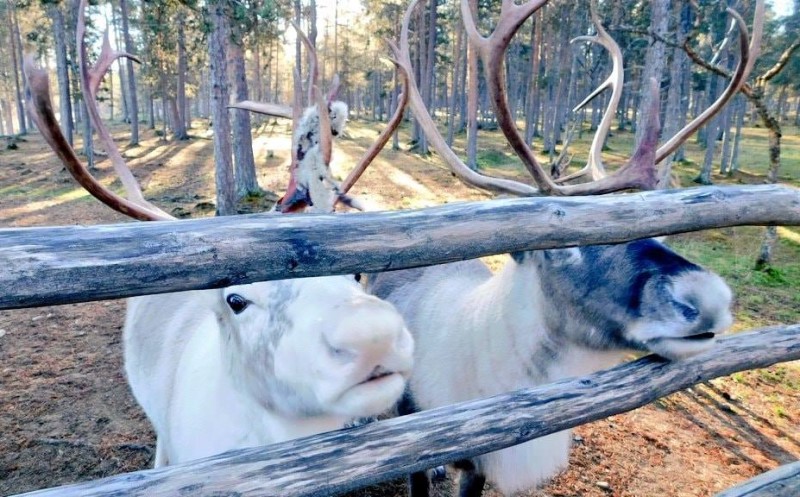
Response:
[217,278,413,418]
[517,241,733,360]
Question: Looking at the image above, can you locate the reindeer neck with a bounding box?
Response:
[469,257,625,384]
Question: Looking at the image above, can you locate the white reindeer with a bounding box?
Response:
[373,0,763,495]
[126,276,412,466]
[370,243,732,495]
[23,9,414,468]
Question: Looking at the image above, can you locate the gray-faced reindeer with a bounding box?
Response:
[23,0,413,468]
[366,0,764,496]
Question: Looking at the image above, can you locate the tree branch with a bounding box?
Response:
[757,37,800,84]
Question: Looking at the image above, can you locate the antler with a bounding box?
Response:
[555,0,623,183]
[339,58,410,196]
[387,0,538,196]
[655,2,763,164]
[23,0,173,222]
[395,0,762,197]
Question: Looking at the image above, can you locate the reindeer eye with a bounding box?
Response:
[226,294,249,314]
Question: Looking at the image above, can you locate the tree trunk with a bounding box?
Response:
[79,100,94,170]
[635,0,668,146]
[696,74,720,185]
[207,0,237,216]
[658,2,692,187]
[8,5,27,135]
[524,12,542,145]
[466,0,478,169]
[120,0,140,145]
[0,101,6,136]
[230,41,260,198]
[447,14,464,147]
[112,2,129,123]
[49,3,74,146]
[174,16,189,140]
[148,89,155,129]
[419,0,437,154]
[391,68,400,150]
[753,90,783,270]
[729,96,745,176]
[3,100,15,135]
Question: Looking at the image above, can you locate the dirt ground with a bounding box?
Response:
[1,124,798,497]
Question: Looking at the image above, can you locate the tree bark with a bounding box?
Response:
[79,100,94,170]
[447,13,464,147]
[753,91,783,270]
[230,41,261,198]
[112,2,129,123]
[174,16,189,140]
[465,0,478,169]
[729,96,745,175]
[8,5,27,135]
[48,3,74,146]
[207,0,237,216]
[635,0,668,145]
[120,0,140,145]
[658,2,692,187]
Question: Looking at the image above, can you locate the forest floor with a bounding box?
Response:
[1,119,799,497]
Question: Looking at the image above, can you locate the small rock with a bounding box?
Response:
[0,329,6,338]
[596,481,612,491]
[31,315,45,322]
[573,435,584,442]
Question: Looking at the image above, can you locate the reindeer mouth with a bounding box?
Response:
[358,366,397,386]
[681,332,716,341]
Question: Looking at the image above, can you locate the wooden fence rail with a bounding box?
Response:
[14,324,800,497]
[2,184,799,310]
[715,461,800,497]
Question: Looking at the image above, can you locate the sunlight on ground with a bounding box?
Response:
[778,227,800,245]
[0,186,89,223]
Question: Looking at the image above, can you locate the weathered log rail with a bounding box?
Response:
[715,461,800,497]
[13,324,800,497]
[2,184,799,310]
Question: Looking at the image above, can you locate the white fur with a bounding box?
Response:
[124,276,413,467]
[372,245,733,495]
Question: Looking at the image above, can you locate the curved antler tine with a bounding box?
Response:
[461,0,556,193]
[88,31,141,98]
[557,0,622,183]
[655,5,758,163]
[289,21,318,106]
[390,0,539,197]
[340,57,410,195]
[291,67,303,167]
[227,101,294,119]
[558,78,661,195]
[76,0,171,219]
[23,56,169,221]
[326,74,341,104]
[315,86,332,165]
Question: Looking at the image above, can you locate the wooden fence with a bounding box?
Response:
[4,184,800,496]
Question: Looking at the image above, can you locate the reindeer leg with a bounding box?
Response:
[408,471,431,497]
[454,459,486,497]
